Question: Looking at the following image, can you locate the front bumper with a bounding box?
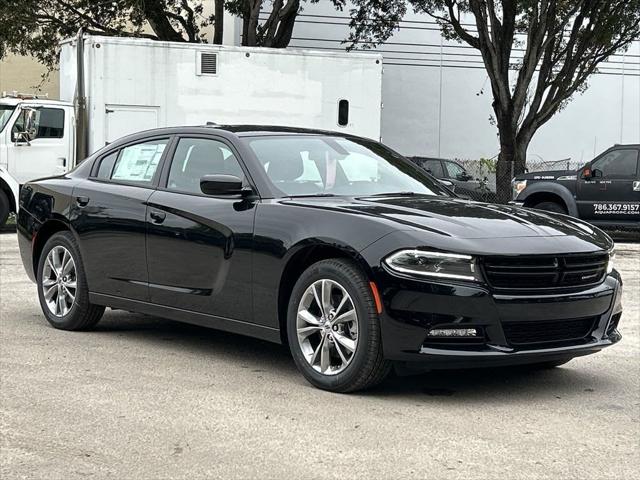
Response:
[374,268,623,369]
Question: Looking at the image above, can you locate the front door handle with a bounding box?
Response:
[76,196,90,207]
[634,181,640,192]
[149,210,166,224]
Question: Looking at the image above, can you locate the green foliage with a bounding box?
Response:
[0,1,213,69]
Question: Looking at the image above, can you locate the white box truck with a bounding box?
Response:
[0,33,383,225]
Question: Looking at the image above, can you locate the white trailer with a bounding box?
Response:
[0,34,383,225]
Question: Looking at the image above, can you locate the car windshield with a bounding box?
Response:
[245,135,449,197]
[0,105,16,132]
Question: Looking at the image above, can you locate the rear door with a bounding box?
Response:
[7,105,72,183]
[145,135,256,321]
[71,136,169,301]
[576,148,640,222]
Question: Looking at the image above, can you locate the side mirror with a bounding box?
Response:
[200,174,244,196]
[438,179,456,192]
[13,107,38,145]
[24,107,37,137]
[592,168,603,178]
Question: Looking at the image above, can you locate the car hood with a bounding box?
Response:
[284,195,611,245]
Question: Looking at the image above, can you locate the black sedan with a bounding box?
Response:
[17,126,623,392]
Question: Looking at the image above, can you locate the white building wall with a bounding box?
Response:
[275,3,640,164]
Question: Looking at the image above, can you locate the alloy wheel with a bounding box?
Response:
[296,279,359,375]
[42,246,77,317]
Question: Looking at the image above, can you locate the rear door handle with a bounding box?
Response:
[634,181,640,192]
[76,196,90,207]
[149,210,166,224]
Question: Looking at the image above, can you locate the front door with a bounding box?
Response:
[146,136,256,322]
[576,148,640,222]
[7,105,72,184]
[71,137,169,301]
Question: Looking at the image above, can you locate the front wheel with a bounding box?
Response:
[0,190,9,227]
[37,231,105,330]
[532,200,567,214]
[287,259,391,392]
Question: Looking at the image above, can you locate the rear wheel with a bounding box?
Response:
[532,200,567,214]
[287,259,391,392]
[0,190,9,227]
[37,231,105,330]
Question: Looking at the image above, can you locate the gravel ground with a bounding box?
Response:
[1,232,638,479]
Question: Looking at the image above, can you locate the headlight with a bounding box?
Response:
[607,248,615,274]
[384,250,481,282]
[512,179,527,199]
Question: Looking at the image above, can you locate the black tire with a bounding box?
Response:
[287,259,391,393]
[0,189,9,227]
[37,231,105,330]
[532,201,567,214]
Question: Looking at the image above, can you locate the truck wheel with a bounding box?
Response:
[532,201,567,214]
[37,231,105,330]
[287,259,391,393]
[0,190,9,227]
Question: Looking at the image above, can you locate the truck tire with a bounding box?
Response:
[0,190,9,227]
[287,259,391,393]
[37,231,105,330]
[532,201,567,214]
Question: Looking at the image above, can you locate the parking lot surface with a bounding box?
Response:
[1,232,639,479]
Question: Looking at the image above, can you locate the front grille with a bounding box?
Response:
[482,253,608,292]
[502,317,597,347]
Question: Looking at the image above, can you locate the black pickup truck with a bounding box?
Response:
[511,144,640,232]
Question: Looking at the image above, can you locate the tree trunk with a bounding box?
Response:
[213,0,224,44]
[245,0,262,46]
[272,0,300,48]
[140,0,185,42]
[495,130,529,204]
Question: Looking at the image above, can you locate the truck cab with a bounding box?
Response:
[0,93,75,226]
[511,144,640,232]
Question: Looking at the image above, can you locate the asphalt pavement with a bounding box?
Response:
[1,231,639,479]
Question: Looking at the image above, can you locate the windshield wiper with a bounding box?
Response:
[289,193,338,198]
[368,191,417,197]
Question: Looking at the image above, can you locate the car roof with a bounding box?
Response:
[205,124,358,137]
[103,124,366,150]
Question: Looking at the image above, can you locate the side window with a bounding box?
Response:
[445,161,466,179]
[110,138,168,185]
[35,108,65,138]
[11,107,64,140]
[591,149,639,179]
[423,160,444,177]
[96,151,120,179]
[167,138,244,194]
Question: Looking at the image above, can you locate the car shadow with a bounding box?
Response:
[91,309,618,403]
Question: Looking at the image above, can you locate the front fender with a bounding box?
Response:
[517,181,578,216]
